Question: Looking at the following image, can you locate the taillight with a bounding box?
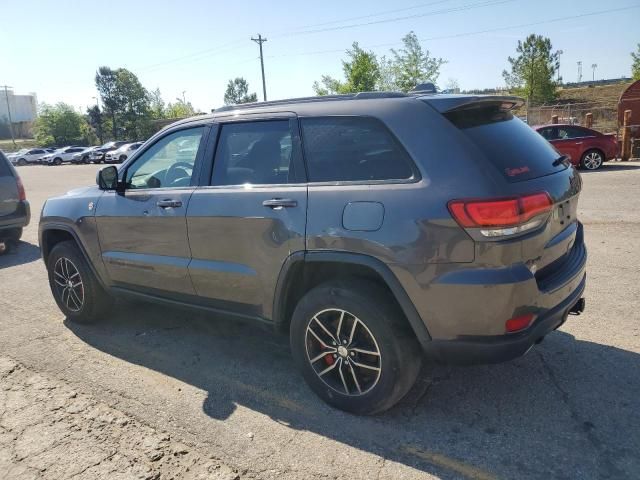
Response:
[448,192,552,238]
[16,176,26,202]
[505,313,535,333]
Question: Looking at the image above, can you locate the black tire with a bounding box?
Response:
[8,228,22,242]
[119,155,126,163]
[290,279,422,415]
[17,158,27,166]
[580,149,604,170]
[46,241,111,324]
[54,157,62,166]
[82,155,89,164]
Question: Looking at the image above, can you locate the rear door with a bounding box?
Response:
[95,125,208,296]
[186,115,307,318]
[550,126,587,164]
[0,153,18,218]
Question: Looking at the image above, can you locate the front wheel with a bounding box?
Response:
[53,157,62,166]
[290,280,422,415]
[581,149,604,170]
[47,241,111,324]
[17,158,27,166]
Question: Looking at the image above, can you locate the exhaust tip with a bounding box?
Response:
[569,298,586,316]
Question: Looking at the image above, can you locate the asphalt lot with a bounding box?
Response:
[1,163,639,479]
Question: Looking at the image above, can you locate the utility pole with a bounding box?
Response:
[591,63,598,82]
[556,50,563,84]
[251,34,267,101]
[577,61,582,83]
[1,85,16,148]
[181,91,186,103]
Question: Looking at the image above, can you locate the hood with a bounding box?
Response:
[65,185,100,197]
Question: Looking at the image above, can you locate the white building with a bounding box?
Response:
[0,89,37,123]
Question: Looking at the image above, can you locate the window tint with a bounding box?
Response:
[538,127,556,140]
[556,126,586,139]
[0,152,11,177]
[444,107,566,182]
[33,149,44,154]
[125,127,204,189]
[212,120,296,186]
[300,116,415,183]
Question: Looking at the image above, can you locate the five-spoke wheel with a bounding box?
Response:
[52,257,84,312]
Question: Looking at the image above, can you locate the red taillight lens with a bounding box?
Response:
[505,313,535,333]
[448,192,552,228]
[16,176,26,202]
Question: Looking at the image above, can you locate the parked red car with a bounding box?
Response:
[534,124,618,170]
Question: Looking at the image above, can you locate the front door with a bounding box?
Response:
[95,126,208,296]
[186,117,307,319]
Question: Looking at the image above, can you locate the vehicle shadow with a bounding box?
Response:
[66,303,640,479]
[0,241,41,268]
[581,162,640,173]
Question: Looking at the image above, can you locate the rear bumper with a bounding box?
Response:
[0,200,30,235]
[424,274,585,365]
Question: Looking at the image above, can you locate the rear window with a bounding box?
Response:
[300,116,416,183]
[444,107,567,182]
[0,152,13,177]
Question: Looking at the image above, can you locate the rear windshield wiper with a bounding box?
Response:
[552,155,569,167]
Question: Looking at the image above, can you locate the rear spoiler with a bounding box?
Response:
[419,95,524,113]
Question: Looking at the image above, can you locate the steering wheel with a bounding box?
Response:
[164,161,194,186]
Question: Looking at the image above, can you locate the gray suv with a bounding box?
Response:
[39,92,586,414]
[0,151,30,244]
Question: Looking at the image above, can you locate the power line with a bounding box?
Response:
[272,0,515,38]
[269,0,451,35]
[266,5,640,60]
[251,34,268,101]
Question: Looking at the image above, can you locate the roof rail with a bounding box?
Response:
[214,91,408,113]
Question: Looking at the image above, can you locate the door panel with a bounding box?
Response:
[186,118,307,318]
[94,125,207,296]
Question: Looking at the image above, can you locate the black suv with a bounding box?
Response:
[39,92,586,414]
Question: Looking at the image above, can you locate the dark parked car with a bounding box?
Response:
[535,124,618,170]
[89,141,128,163]
[39,92,586,414]
[0,151,30,244]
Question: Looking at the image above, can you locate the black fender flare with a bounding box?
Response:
[40,223,109,290]
[273,251,432,349]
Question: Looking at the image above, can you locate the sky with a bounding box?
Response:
[1,0,639,113]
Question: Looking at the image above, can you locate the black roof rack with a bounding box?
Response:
[214,91,408,113]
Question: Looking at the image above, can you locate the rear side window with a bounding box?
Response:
[444,107,567,182]
[0,152,12,177]
[300,116,416,183]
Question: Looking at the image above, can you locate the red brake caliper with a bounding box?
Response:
[324,354,335,366]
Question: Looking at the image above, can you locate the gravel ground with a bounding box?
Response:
[1,162,639,479]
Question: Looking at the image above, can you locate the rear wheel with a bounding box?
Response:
[47,241,111,324]
[290,280,422,414]
[580,149,604,170]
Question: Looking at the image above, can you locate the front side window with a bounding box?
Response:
[300,116,415,183]
[125,127,204,189]
[212,120,296,186]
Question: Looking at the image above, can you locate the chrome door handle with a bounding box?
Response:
[157,199,182,208]
[262,198,298,209]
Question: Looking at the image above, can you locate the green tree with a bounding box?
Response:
[165,99,196,119]
[224,78,258,105]
[313,43,380,95]
[86,105,103,144]
[385,32,445,92]
[95,66,124,139]
[632,43,640,80]
[502,34,559,105]
[149,88,165,119]
[33,103,94,146]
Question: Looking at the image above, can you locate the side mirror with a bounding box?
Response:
[97,166,119,190]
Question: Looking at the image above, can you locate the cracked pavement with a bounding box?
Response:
[1,163,639,479]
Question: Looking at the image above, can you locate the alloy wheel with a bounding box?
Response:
[53,257,85,312]
[583,152,603,170]
[305,308,382,396]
